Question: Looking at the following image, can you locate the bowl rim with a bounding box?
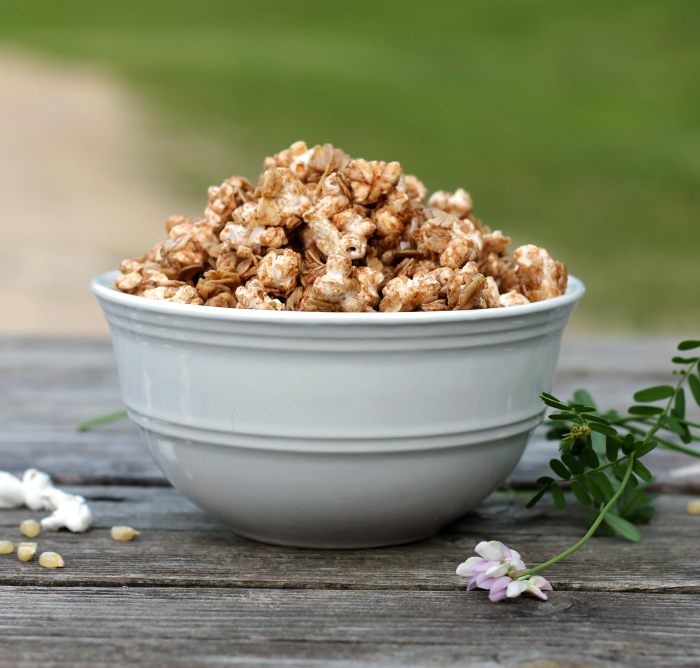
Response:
[92,270,584,326]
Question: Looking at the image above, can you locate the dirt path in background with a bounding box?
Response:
[0,52,190,336]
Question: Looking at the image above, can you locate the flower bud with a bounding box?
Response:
[687,499,700,515]
[20,519,40,538]
[0,540,14,554]
[111,526,140,541]
[39,551,64,568]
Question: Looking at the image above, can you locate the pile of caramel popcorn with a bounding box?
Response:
[114,142,567,312]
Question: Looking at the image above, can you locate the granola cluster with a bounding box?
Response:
[115,142,567,312]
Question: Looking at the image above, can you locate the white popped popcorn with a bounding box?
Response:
[40,488,92,533]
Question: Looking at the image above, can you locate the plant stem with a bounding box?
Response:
[518,454,636,579]
[519,361,697,580]
[77,409,128,432]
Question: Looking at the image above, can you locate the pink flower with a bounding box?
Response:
[456,541,552,602]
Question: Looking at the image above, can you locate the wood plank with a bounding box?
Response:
[0,586,698,667]
[1,487,698,593]
[1,337,698,488]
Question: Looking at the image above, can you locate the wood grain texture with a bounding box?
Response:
[1,337,699,490]
[1,586,699,668]
[0,487,698,594]
[1,338,700,667]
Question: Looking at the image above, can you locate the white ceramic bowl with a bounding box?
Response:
[93,271,584,548]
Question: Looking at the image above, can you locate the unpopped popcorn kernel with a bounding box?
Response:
[687,500,700,515]
[18,545,36,562]
[20,519,40,538]
[19,542,38,550]
[39,551,64,568]
[111,526,140,541]
[0,540,14,554]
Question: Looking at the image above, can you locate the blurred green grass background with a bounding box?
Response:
[1,0,698,333]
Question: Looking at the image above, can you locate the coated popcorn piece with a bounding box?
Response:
[413,211,482,268]
[344,159,403,204]
[428,188,473,219]
[265,141,351,183]
[447,262,489,311]
[257,249,302,297]
[379,275,422,312]
[300,255,382,312]
[171,285,204,305]
[373,187,413,239]
[235,279,285,311]
[115,259,145,293]
[379,270,444,312]
[513,245,568,302]
[404,174,428,205]
[480,276,503,309]
[206,176,255,228]
[255,168,312,229]
[482,230,511,256]
[480,252,519,294]
[115,140,568,312]
[500,291,531,307]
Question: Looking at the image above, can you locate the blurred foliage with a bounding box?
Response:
[1,0,699,332]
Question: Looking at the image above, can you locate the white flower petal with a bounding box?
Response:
[506,580,527,598]
[485,563,509,578]
[456,557,483,576]
[509,549,522,563]
[510,559,527,574]
[475,540,503,562]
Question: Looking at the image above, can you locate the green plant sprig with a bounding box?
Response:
[527,339,700,543]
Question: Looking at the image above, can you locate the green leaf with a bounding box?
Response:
[542,397,570,411]
[536,476,554,485]
[589,423,618,437]
[573,389,596,409]
[663,415,686,437]
[614,463,628,480]
[675,388,686,419]
[633,386,675,402]
[591,430,607,454]
[678,340,700,351]
[584,414,610,425]
[632,459,653,483]
[672,356,699,364]
[585,476,606,504]
[548,412,580,422]
[577,406,598,413]
[603,513,642,542]
[550,459,571,480]
[689,373,700,408]
[526,485,549,509]
[581,447,599,469]
[621,433,635,455]
[618,486,647,518]
[561,453,584,476]
[605,436,619,462]
[628,472,639,489]
[571,481,592,507]
[634,440,658,458]
[551,483,566,510]
[597,471,616,501]
[628,405,664,416]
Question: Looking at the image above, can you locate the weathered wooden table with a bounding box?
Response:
[1,338,699,667]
